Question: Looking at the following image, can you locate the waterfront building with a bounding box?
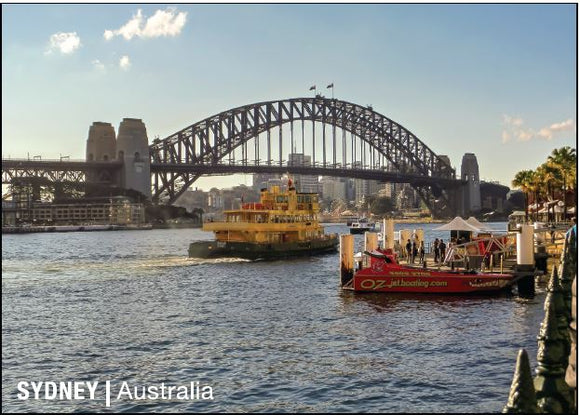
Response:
[345,178,355,202]
[321,177,347,202]
[175,189,210,212]
[396,184,418,210]
[382,182,394,198]
[2,201,16,226]
[208,188,224,211]
[351,161,386,205]
[22,197,144,226]
[252,173,279,192]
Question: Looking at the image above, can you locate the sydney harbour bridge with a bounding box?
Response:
[2,97,469,218]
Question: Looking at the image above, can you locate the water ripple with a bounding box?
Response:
[2,225,545,412]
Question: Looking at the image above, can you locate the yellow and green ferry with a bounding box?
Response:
[189,180,338,260]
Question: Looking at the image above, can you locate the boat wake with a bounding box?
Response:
[2,256,253,285]
[155,256,252,267]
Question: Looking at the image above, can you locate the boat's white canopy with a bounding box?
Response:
[433,216,482,232]
[509,210,526,217]
[465,216,493,232]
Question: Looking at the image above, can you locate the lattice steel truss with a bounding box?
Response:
[1,159,121,184]
[150,97,462,217]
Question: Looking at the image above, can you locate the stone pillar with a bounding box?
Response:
[384,218,395,250]
[85,122,118,185]
[116,118,151,199]
[460,153,481,214]
[364,231,378,253]
[516,224,535,297]
[86,122,116,162]
[340,234,354,287]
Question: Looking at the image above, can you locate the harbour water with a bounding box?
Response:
[2,223,547,412]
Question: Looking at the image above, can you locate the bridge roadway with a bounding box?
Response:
[2,158,464,188]
[153,162,464,188]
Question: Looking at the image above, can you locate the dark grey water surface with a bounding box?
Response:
[2,223,546,412]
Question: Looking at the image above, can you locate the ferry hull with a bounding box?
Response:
[189,237,339,260]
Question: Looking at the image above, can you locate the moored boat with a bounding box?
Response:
[340,248,518,294]
[348,218,376,234]
[189,180,338,260]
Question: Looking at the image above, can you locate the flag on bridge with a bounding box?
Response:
[309,85,316,91]
[327,83,334,88]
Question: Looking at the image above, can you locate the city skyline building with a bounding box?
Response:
[288,153,319,193]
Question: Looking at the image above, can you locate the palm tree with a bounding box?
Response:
[529,169,545,222]
[548,146,577,220]
[537,162,562,221]
[512,169,535,222]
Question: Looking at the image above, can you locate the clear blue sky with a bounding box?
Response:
[2,3,577,190]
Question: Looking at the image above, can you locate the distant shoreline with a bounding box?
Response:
[2,224,153,234]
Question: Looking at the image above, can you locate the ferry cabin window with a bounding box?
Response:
[276,196,289,203]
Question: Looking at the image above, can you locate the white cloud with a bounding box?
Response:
[501,115,576,143]
[516,129,534,142]
[104,7,187,41]
[92,59,105,71]
[537,128,552,140]
[502,114,523,127]
[549,119,574,132]
[103,30,115,41]
[119,55,131,71]
[501,131,511,144]
[46,32,81,55]
[142,8,188,38]
[117,9,144,40]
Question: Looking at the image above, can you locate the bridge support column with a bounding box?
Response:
[117,118,152,200]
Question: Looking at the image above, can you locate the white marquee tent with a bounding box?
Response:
[434,216,482,233]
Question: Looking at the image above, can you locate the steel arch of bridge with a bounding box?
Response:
[150,97,462,217]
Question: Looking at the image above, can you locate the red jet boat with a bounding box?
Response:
[341,249,518,294]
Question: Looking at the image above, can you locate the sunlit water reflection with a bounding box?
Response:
[2,223,546,412]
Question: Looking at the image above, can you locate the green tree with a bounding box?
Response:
[547,146,577,218]
[512,146,577,223]
[370,196,394,216]
[512,169,535,222]
[536,162,561,221]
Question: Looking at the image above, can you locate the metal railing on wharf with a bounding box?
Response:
[503,224,577,413]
